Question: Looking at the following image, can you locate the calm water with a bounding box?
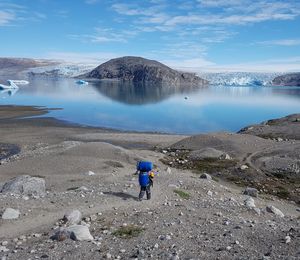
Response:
[1,77,300,134]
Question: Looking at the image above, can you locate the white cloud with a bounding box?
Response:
[85,0,100,4]
[258,39,300,46]
[44,51,123,64]
[0,10,15,26]
[195,57,300,72]
[69,27,135,43]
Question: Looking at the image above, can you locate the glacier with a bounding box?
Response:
[25,63,96,78]
[198,72,284,87]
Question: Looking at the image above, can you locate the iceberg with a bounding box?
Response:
[76,80,89,85]
[0,80,29,90]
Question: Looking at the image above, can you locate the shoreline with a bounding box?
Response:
[0,104,299,259]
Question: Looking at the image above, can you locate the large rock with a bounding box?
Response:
[2,208,20,219]
[243,187,258,197]
[51,228,71,241]
[63,210,82,225]
[1,175,46,196]
[82,56,208,86]
[189,148,230,161]
[266,205,284,217]
[244,197,255,208]
[272,72,300,86]
[67,225,94,241]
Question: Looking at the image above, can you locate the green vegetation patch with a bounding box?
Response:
[112,225,144,238]
[193,158,237,173]
[275,186,291,199]
[173,189,190,199]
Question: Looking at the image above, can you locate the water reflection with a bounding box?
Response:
[91,80,203,105]
[0,88,19,97]
[0,76,300,134]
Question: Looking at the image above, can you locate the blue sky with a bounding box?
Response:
[0,0,300,72]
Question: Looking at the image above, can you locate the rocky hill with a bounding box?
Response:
[83,56,208,86]
[272,72,300,86]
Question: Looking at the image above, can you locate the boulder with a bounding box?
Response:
[50,228,71,241]
[67,225,94,241]
[243,187,258,197]
[266,205,284,217]
[244,197,255,208]
[189,148,230,161]
[1,175,46,196]
[200,173,212,180]
[63,210,82,225]
[2,208,20,220]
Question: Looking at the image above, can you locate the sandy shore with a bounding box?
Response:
[0,105,299,259]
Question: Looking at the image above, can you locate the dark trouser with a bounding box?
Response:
[139,185,151,200]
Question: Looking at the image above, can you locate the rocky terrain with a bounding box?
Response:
[272,73,300,86]
[0,106,299,260]
[82,56,208,86]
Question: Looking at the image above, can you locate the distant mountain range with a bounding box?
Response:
[82,56,208,86]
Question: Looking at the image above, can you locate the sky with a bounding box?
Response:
[0,0,300,72]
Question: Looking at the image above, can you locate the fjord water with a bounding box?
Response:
[1,77,300,134]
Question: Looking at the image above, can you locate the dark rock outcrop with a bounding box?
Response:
[272,72,300,86]
[238,114,300,140]
[83,56,208,86]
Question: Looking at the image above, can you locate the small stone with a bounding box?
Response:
[226,246,232,251]
[1,241,8,246]
[90,215,97,221]
[2,208,20,220]
[105,253,112,259]
[166,167,172,174]
[119,249,126,253]
[253,207,261,215]
[285,235,291,243]
[86,171,95,176]
[207,190,213,196]
[0,246,9,252]
[22,196,30,200]
[240,164,249,170]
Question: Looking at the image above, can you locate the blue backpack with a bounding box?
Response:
[137,161,153,187]
[139,172,150,187]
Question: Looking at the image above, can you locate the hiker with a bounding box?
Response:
[135,161,155,201]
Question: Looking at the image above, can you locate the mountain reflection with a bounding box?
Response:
[91,80,203,105]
